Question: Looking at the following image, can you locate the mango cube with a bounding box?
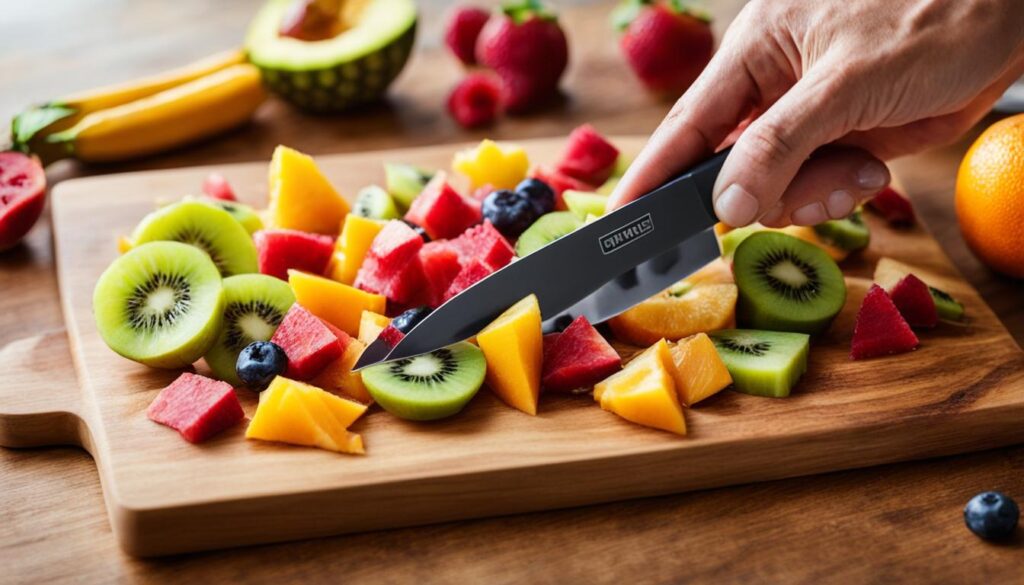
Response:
[357,310,391,345]
[452,139,529,190]
[288,269,386,336]
[329,214,387,285]
[668,333,733,406]
[268,145,350,236]
[476,294,543,415]
[311,339,374,404]
[594,339,686,435]
[245,376,365,454]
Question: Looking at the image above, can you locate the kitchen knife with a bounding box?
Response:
[354,147,730,370]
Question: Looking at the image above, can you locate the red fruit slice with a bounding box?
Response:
[889,273,939,328]
[867,187,915,226]
[354,220,426,304]
[542,316,622,392]
[444,5,491,65]
[419,241,463,307]
[450,220,514,270]
[850,285,919,360]
[471,183,496,201]
[379,325,405,348]
[0,152,46,251]
[201,173,237,201]
[530,164,596,210]
[447,73,503,129]
[253,228,335,280]
[404,173,482,240]
[271,304,346,379]
[442,259,493,303]
[146,372,244,443]
[555,124,620,186]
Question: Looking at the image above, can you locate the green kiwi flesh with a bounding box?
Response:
[563,191,609,219]
[93,241,224,368]
[813,210,870,251]
[132,200,258,277]
[353,185,401,220]
[710,329,809,398]
[733,231,846,334]
[928,285,965,321]
[191,196,264,234]
[514,211,583,257]
[385,163,434,210]
[360,342,486,421]
[204,274,296,385]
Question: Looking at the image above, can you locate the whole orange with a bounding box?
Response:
[956,114,1024,278]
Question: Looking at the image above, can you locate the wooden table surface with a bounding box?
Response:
[2,0,1022,582]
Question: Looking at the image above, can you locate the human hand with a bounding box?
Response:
[608,0,1024,227]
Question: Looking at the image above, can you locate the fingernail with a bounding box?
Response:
[759,201,785,224]
[715,184,760,226]
[826,190,856,219]
[856,160,889,190]
[792,202,828,225]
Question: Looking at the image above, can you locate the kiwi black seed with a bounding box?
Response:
[732,231,846,334]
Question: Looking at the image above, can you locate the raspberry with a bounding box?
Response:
[444,6,491,65]
[447,73,503,128]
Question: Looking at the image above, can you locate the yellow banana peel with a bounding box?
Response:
[11,49,246,161]
[44,64,266,164]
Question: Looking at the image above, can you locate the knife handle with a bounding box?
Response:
[683,146,731,221]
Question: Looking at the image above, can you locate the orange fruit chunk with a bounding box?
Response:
[668,333,732,406]
[328,214,386,285]
[594,339,686,435]
[476,294,543,415]
[311,339,373,404]
[245,376,364,454]
[609,283,737,347]
[268,145,350,236]
[288,269,386,336]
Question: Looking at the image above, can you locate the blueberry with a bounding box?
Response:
[516,178,556,217]
[391,306,432,334]
[402,219,431,243]
[483,189,537,237]
[964,491,1019,540]
[235,341,288,390]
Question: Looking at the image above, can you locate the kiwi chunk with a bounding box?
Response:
[813,210,869,251]
[928,285,965,321]
[385,163,434,210]
[563,191,608,219]
[710,329,809,397]
[132,200,258,277]
[514,211,583,257]
[204,274,296,385]
[733,231,846,334]
[353,185,401,220]
[93,241,225,369]
[361,342,486,420]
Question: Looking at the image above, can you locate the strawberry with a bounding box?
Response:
[476,0,568,113]
[867,186,915,227]
[614,0,713,95]
[447,73,503,128]
[444,6,491,66]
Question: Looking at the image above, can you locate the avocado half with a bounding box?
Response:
[246,0,417,113]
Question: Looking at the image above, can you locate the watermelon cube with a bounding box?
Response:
[271,304,347,379]
[419,241,463,307]
[404,172,482,240]
[851,285,919,360]
[442,259,494,303]
[530,164,596,210]
[889,274,938,328]
[147,372,244,443]
[254,229,335,280]
[555,124,620,186]
[542,316,622,392]
[354,220,426,305]
[450,221,515,270]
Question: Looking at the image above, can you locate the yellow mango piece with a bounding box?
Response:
[452,139,529,190]
[268,145,350,236]
[357,311,391,345]
[594,340,686,435]
[668,333,733,406]
[311,339,374,404]
[476,294,543,415]
[609,283,737,347]
[289,377,368,428]
[288,269,386,336]
[246,379,338,450]
[329,214,386,285]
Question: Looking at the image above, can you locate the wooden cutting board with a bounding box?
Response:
[4,137,1024,557]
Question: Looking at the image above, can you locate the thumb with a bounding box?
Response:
[712,71,852,226]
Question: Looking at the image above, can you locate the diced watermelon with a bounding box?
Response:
[146,372,244,443]
[354,220,426,305]
[404,172,482,240]
[450,221,514,270]
[419,241,463,307]
[555,124,620,186]
[889,274,938,328]
[442,259,493,303]
[867,187,915,226]
[270,304,345,379]
[530,164,596,210]
[254,229,335,280]
[542,332,561,364]
[201,173,237,201]
[379,325,405,347]
[850,285,919,360]
[541,316,622,392]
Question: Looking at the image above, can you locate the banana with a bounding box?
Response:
[11,49,245,157]
[46,64,266,163]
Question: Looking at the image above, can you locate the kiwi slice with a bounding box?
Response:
[353,185,401,220]
[710,329,809,397]
[733,231,846,334]
[718,224,761,258]
[93,241,224,369]
[813,210,869,251]
[515,211,583,257]
[385,163,434,210]
[361,342,486,421]
[563,191,609,219]
[927,285,965,321]
[203,274,296,385]
[190,196,264,235]
[132,200,258,277]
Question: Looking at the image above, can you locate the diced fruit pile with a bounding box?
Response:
[93,124,968,453]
